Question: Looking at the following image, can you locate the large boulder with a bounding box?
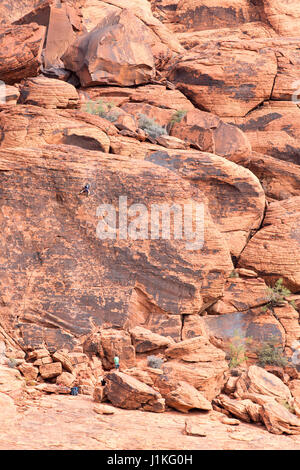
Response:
[14,0,82,73]
[258,0,300,37]
[18,77,79,109]
[169,109,251,160]
[99,329,136,370]
[80,0,184,57]
[235,365,292,402]
[214,394,261,423]
[0,23,45,84]
[164,381,212,413]
[173,0,260,32]
[261,401,300,435]
[231,101,300,165]
[0,105,112,153]
[165,336,227,363]
[130,326,174,353]
[80,84,195,112]
[156,337,228,401]
[235,152,300,201]
[167,39,277,117]
[62,9,156,87]
[104,371,165,412]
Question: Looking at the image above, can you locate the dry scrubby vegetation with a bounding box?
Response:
[83,99,188,139]
[147,355,164,369]
[227,330,251,369]
[227,330,289,369]
[83,99,121,122]
[256,336,288,368]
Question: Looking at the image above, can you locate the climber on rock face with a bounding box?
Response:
[79,183,90,196]
[114,355,120,371]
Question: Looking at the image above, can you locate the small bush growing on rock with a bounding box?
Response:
[279,399,295,414]
[147,355,164,369]
[168,109,187,130]
[138,114,167,139]
[256,336,288,368]
[227,330,252,369]
[262,278,295,312]
[83,99,117,121]
[7,358,18,368]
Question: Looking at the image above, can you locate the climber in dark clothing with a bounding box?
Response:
[79,183,90,196]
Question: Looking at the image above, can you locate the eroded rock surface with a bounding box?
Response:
[0,144,233,351]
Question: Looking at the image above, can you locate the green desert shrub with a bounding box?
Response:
[256,336,288,368]
[227,330,252,369]
[83,99,117,121]
[229,270,239,279]
[168,109,187,130]
[279,399,295,414]
[262,278,295,312]
[147,355,164,369]
[138,114,167,139]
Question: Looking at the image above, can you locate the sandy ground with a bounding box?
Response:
[1,394,300,450]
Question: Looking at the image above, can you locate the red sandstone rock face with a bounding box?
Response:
[0,23,46,84]
[169,109,251,161]
[208,277,270,314]
[145,148,265,257]
[80,0,184,57]
[0,105,112,152]
[19,77,79,109]
[14,1,82,72]
[0,144,233,350]
[273,304,300,350]
[173,0,260,32]
[238,197,300,291]
[176,22,276,50]
[258,0,300,37]
[0,0,45,25]
[231,102,300,165]
[62,9,156,87]
[235,152,300,202]
[167,39,277,117]
[104,371,165,412]
[0,393,17,430]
